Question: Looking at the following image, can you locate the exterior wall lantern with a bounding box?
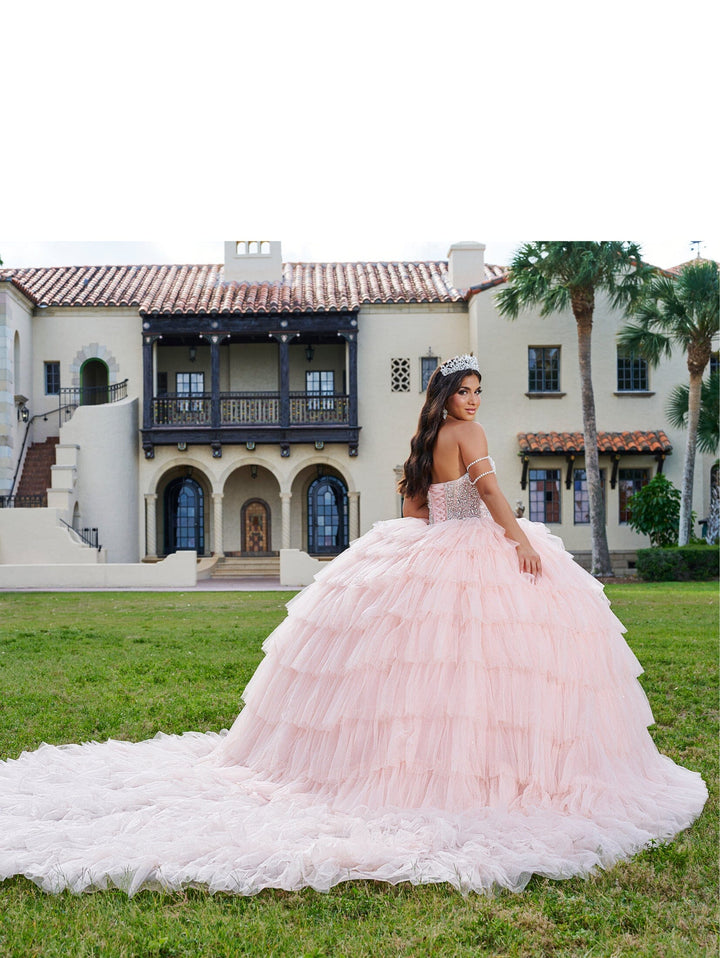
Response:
[188,346,197,362]
[314,440,324,450]
[305,344,314,362]
[250,465,258,479]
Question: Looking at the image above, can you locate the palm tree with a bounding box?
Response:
[667,371,720,545]
[618,260,719,545]
[666,371,719,456]
[496,242,652,576]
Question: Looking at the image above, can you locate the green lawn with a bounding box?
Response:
[0,584,717,958]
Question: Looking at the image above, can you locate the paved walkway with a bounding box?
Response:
[0,577,297,593]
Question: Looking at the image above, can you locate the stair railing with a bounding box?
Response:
[7,405,78,498]
[59,518,101,551]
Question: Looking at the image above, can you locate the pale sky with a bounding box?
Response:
[1,0,717,266]
[0,239,715,273]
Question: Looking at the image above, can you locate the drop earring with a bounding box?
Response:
[442,408,448,420]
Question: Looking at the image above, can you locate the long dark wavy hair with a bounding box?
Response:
[398,362,482,501]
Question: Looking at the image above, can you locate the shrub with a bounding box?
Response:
[637,544,720,581]
[627,474,682,547]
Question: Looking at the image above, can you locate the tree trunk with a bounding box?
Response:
[678,367,703,545]
[574,302,613,576]
[706,464,719,545]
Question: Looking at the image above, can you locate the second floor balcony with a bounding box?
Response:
[152,392,350,427]
[140,312,360,458]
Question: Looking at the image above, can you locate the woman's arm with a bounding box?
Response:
[402,493,429,521]
[458,423,542,577]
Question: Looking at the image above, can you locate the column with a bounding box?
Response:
[142,336,155,430]
[280,492,292,549]
[210,336,221,429]
[212,493,224,556]
[347,332,358,428]
[348,491,360,541]
[278,337,290,427]
[144,493,158,557]
[338,329,358,428]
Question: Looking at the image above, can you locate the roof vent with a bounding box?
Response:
[224,241,283,284]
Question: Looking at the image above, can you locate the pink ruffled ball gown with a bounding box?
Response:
[0,470,707,895]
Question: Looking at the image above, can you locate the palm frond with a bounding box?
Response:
[665,372,720,454]
[616,323,672,366]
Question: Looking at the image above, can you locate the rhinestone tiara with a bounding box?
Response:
[439,354,480,377]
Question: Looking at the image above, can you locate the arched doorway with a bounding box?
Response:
[80,358,109,405]
[307,475,348,555]
[164,476,205,554]
[241,499,272,554]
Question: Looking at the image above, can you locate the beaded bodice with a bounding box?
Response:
[427,473,493,524]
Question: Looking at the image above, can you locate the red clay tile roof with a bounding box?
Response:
[665,257,717,275]
[0,261,507,314]
[518,430,672,455]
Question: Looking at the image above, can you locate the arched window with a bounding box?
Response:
[307,475,348,555]
[164,477,205,554]
[80,358,109,405]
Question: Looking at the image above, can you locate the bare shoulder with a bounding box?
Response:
[455,420,486,437]
[454,421,488,444]
[456,421,489,458]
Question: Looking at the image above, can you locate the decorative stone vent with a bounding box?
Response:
[391,358,411,392]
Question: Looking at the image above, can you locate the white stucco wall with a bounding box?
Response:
[30,307,143,444]
[353,303,470,528]
[59,398,140,562]
[0,508,101,563]
[469,287,712,551]
[0,551,196,590]
[0,285,34,495]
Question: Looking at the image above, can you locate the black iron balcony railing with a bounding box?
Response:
[59,379,128,409]
[0,494,46,508]
[151,392,350,427]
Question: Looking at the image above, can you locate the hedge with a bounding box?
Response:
[636,544,720,581]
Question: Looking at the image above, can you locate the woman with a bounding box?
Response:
[0,356,707,895]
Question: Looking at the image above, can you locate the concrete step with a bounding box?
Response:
[15,438,59,502]
[212,556,281,578]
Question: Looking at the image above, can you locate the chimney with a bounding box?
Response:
[447,241,486,290]
[224,241,283,283]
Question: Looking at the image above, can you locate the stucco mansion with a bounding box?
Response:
[0,241,714,586]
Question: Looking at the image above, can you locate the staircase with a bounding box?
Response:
[211,555,281,578]
[14,437,59,506]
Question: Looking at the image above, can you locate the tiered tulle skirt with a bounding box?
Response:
[0,516,707,895]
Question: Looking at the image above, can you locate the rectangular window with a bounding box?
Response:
[617,350,649,391]
[176,372,205,396]
[421,356,438,390]
[529,468,561,523]
[573,468,606,524]
[176,372,205,413]
[306,370,335,409]
[528,347,560,392]
[618,468,649,524]
[44,361,60,395]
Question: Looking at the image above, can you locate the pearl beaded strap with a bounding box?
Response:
[466,456,496,486]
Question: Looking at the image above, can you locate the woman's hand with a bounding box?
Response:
[516,543,542,578]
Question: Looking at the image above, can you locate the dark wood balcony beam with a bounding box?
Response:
[140,311,359,337]
[141,425,361,447]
